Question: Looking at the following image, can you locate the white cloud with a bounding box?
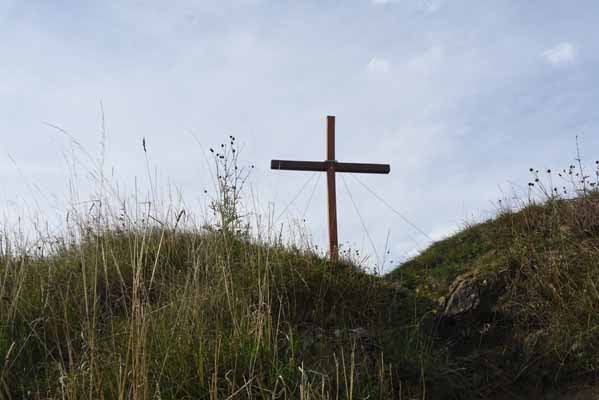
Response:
[372,0,440,11]
[421,0,442,13]
[407,45,444,70]
[371,0,399,5]
[542,42,577,66]
[366,57,391,75]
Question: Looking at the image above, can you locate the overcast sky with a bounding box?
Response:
[2,1,599,271]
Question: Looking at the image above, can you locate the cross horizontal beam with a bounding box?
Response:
[271,160,390,174]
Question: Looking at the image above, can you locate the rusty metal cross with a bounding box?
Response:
[271,115,391,261]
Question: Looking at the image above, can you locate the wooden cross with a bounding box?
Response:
[271,115,390,261]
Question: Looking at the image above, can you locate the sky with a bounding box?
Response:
[1,0,599,271]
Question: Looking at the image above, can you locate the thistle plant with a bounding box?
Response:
[206,135,253,235]
[526,138,599,202]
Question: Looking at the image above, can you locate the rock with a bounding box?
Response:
[442,272,482,318]
[437,269,508,342]
[440,270,505,320]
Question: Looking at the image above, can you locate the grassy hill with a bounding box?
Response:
[1,147,599,399]
[389,192,599,398]
[1,224,448,399]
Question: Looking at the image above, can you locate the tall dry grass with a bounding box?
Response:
[0,135,445,399]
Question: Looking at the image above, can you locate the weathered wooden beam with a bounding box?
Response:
[270,160,390,174]
[326,116,338,261]
[335,162,390,174]
[270,160,326,172]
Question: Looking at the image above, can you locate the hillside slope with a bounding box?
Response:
[0,226,454,399]
[1,191,598,399]
[388,193,599,397]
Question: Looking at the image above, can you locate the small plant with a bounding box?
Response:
[527,137,599,202]
[205,135,254,236]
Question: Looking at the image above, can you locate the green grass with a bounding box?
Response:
[0,224,454,399]
[388,219,499,297]
[3,192,597,399]
[1,140,598,399]
[388,193,599,397]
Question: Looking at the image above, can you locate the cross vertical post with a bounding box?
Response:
[326,116,339,260]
